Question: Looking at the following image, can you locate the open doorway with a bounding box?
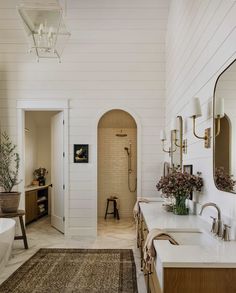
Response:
[24,111,65,233]
[97,109,137,221]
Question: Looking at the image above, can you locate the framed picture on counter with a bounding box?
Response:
[183,164,193,175]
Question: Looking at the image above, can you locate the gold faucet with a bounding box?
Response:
[199,202,223,237]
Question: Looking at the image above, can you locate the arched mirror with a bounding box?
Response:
[213,59,236,193]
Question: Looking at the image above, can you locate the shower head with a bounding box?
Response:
[116,130,127,137]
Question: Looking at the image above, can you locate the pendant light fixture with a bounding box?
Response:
[17,1,71,62]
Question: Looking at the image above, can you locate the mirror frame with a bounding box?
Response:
[213,58,236,194]
[171,116,184,171]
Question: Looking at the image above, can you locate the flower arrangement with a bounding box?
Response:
[33,167,48,186]
[214,167,236,192]
[156,169,203,215]
[156,169,203,197]
[33,167,48,179]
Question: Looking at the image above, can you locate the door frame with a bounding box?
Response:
[17,99,69,236]
[94,106,142,233]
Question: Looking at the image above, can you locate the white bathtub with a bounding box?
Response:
[0,218,15,273]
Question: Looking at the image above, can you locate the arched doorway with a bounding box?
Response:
[97,109,137,219]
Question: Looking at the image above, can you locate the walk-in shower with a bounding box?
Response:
[98,109,137,218]
[124,142,137,193]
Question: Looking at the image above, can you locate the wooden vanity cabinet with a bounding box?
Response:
[25,190,38,223]
[163,268,236,293]
[139,214,162,293]
[25,186,49,224]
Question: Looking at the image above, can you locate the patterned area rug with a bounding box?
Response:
[0,249,138,293]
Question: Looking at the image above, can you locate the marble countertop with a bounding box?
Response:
[140,201,209,232]
[25,184,51,192]
[140,201,236,268]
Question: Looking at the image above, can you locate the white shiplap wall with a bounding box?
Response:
[166,0,236,238]
[0,0,169,236]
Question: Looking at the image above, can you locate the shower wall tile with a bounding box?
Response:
[98,128,137,218]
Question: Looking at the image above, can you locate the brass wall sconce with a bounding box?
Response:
[214,97,224,137]
[189,97,211,148]
[171,115,187,153]
[160,130,176,155]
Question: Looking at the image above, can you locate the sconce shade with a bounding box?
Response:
[189,97,202,118]
[160,130,166,141]
[215,98,224,118]
[170,118,177,131]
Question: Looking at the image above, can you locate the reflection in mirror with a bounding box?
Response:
[170,116,186,170]
[160,116,186,172]
[160,129,176,156]
[214,60,236,193]
[171,129,181,169]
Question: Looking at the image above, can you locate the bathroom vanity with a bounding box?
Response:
[25,185,50,224]
[139,201,236,293]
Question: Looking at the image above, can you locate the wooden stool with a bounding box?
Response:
[0,210,28,249]
[104,198,120,220]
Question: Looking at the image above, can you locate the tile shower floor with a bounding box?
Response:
[0,217,146,293]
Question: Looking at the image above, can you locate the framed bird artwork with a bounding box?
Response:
[74,144,89,163]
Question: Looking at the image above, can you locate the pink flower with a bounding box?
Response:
[156,168,203,198]
[215,167,236,192]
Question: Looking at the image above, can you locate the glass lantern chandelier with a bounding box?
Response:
[17,1,71,62]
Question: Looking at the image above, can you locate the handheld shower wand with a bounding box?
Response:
[124,142,137,192]
[124,147,130,156]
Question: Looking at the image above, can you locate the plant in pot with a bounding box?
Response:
[156,168,203,215]
[0,132,21,213]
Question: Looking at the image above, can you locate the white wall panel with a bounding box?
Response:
[0,0,169,236]
[166,0,236,238]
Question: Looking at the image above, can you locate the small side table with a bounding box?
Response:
[0,210,28,249]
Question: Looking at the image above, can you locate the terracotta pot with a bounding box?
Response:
[0,192,21,213]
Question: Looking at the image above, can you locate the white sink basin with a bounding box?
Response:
[168,230,218,246]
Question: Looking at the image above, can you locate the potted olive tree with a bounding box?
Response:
[0,132,21,213]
